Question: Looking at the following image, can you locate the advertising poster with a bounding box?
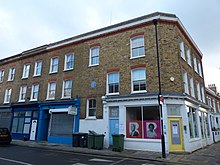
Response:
[144,120,161,139]
[126,120,142,138]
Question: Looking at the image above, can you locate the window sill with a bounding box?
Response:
[49,71,58,75]
[130,55,145,59]
[88,64,99,67]
[46,98,55,101]
[21,77,28,80]
[61,97,72,100]
[131,90,147,94]
[106,92,119,96]
[63,68,73,72]
[3,102,10,104]
[85,117,97,120]
[18,100,25,103]
[33,75,41,78]
[7,80,14,82]
[30,99,38,102]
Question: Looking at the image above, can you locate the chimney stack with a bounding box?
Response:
[208,84,217,93]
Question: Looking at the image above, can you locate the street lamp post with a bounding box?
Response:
[153,19,166,158]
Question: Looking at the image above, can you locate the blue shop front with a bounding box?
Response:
[11,98,80,145]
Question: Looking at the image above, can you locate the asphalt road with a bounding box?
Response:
[0,144,169,165]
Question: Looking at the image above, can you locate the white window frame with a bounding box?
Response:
[22,64,30,79]
[189,76,195,97]
[179,38,185,60]
[197,60,203,77]
[193,56,198,73]
[8,67,15,81]
[107,72,119,95]
[131,68,146,93]
[213,99,216,113]
[30,84,39,101]
[182,70,189,94]
[86,98,96,119]
[18,86,27,102]
[4,88,12,103]
[89,47,99,66]
[201,86,205,103]
[0,70,4,82]
[196,82,201,101]
[50,57,59,73]
[64,53,74,71]
[47,82,56,100]
[130,36,145,59]
[62,80,72,99]
[34,61,42,77]
[186,47,191,66]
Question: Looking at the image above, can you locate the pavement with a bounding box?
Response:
[11,140,220,165]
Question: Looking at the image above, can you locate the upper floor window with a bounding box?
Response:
[189,76,195,97]
[197,61,203,77]
[207,97,212,106]
[34,61,42,77]
[201,86,205,103]
[31,84,39,101]
[50,57,59,73]
[62,80,72,98]
[89,47,99,66]
[182,70,189,94]
[64,53,74,70]
[4,88,12,103]
[179,38,185,60]
[196,82,201,101]
[186,47,191,66]
[213,99,216,113]
[22,64,30,79]
[8,67,15,81]
[193,56,198,73]
[131,36,145,58]
[107,72,119,94]
[86,98,96,118]
[0,70,4,82]
[47,82,56,100]
[19,86,27,102]
[131,69,146,92]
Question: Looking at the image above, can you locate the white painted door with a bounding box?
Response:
[30,120,37,141]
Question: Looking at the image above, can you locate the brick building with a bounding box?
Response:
[0,12,219,153]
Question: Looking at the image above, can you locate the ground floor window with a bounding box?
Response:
[12,111,32,134]
[49,113,74,136]
[0,112,11,129]
[126,106,160,139]
[187,107,199,138]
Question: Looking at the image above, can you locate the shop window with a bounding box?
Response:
[187,107,199,138]
[126,106,160,139]
[131,36,145,58]
[107,72,119,94]
[12,111,32,134]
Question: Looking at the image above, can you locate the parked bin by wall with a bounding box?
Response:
[72,133,80,147]
[79,133,88,148]
[112,134,124,152]
[88,131,105,150]
[72,133,88,147]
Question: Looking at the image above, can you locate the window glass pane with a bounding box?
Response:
[133,69,146,81]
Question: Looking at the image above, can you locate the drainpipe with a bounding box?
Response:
[153,19,166,158]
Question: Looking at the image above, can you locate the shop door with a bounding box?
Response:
[168,118,184,152]
[30,120,37,141]
[109,107,119,145]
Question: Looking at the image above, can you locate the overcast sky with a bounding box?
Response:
[0,0,220,90]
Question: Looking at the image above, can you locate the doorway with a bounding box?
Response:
[168,117,184,152]
[109,107,119,145]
